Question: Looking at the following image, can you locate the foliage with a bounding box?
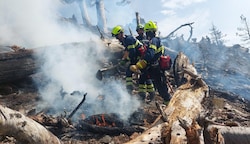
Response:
[237,15,250,48]
[209,24,226,46]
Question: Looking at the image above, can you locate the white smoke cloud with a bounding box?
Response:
[0,0,141,121]
[0,0,89,47]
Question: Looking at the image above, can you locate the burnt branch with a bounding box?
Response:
[164,22,194,41]
[67,93,87,120]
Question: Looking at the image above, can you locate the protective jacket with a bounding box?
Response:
[136,34,146,42]
[137,36,170,101]
[122,35,143,64]
[143,37,165,65]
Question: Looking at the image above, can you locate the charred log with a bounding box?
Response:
[67,93,87,120]
[79,113,145,136]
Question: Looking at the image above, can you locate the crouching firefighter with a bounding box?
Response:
[130,20,172,102]
[111,25,155,101]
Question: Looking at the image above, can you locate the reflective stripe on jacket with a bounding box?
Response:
[123,35,143,64]
[144,37,164,64]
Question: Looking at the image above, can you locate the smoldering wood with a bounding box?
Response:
[79,113,145,136]
[30,112,71,128]
[67,93,87,120]
[0,105,61,144]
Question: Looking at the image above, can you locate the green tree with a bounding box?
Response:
[237,15,250,48]
[209,23,226,46]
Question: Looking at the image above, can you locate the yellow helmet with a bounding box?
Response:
[111,25,124,36]
[136,24,144,31]
[144,21,157,32]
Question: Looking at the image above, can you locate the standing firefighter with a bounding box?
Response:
[136,24,146,42]
[130,21,172,102]
[135,24,155,102]
[111,25,143,95]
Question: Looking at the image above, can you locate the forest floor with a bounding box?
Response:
[0,74,250,144]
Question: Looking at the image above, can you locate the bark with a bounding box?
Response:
[204,125,250,144]
[0,47,39,84]
[0,105,61,144]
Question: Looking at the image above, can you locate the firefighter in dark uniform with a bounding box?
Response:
[111,25,143,95]
[130,21,171,102]
[136,24,146,42]
[135,24,156,102]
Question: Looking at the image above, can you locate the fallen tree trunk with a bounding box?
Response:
[0,41,122,84]
[0,46,39,84]
[204,125,250,144]
[0,105,61,144]
[125,52,209,144]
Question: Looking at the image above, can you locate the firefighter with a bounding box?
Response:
[136,24,146,42]
[130,21,171,102]
[111,25,143,95]
[135,24,156,102]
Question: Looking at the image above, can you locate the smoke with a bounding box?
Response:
[36,42,140,121]
[166,38,250,101]
[0,0,141,121]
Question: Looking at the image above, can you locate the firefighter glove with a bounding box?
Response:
[130,65,141,74]
[136,60,147,69]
